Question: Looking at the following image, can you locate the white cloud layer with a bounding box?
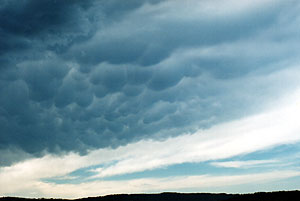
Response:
[1,170,300,198]
[210,160,279,168]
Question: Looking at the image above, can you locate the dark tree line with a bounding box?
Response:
[1,190,299,201]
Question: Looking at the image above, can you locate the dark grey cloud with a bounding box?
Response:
[68,0,285,68]
[0,0,92,55]
[1,0,300,166]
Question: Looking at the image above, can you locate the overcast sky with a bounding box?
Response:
[1,0,300,198]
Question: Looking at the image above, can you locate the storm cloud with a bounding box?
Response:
[1,0,300,166]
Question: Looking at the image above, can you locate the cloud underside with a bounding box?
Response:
[1,0,300,164]
[1,89,300,197]
[1,0,300,196]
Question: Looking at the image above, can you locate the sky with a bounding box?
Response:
[0,0,300,198]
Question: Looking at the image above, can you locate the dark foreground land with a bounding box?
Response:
[1,191,299,201]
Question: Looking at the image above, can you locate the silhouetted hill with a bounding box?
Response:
[1,191,299,201]
[79,192,233,201]
[225,191,300,201]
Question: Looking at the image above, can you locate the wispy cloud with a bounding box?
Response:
[210,160,279,169]
[2,170,300,198]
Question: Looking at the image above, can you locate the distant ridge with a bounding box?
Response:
[1,190,299,201]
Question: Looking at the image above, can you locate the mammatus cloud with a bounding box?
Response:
[1,88,300,197]
[1,0,300,164]
[1,0,300,197]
